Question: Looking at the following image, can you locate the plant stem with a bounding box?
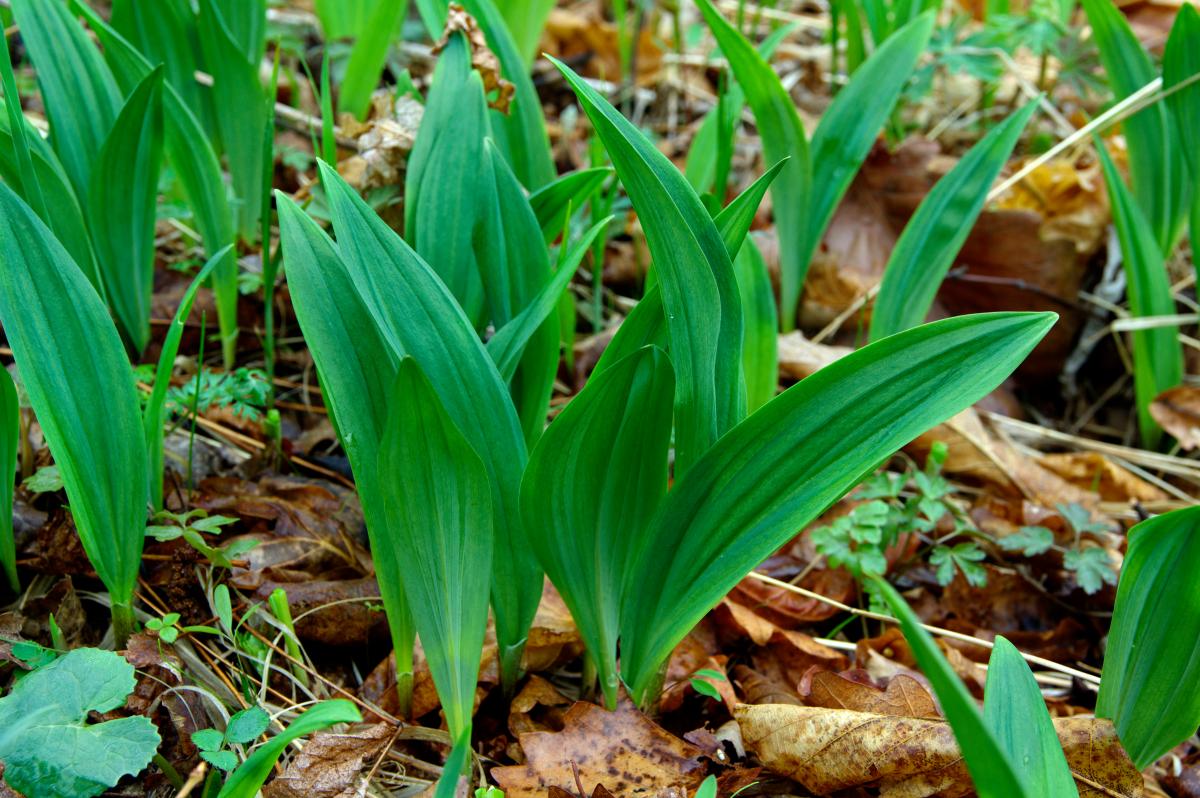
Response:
[111,601,135,650]
[187,312,206,493]
[267,588,310,689]
[152,753,185,790]
[498,641,525,698]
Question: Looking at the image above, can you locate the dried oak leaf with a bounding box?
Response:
[1150,385,1200,451]
[262,723,394,798]
[737,704,1141,798]
[436,3,513,112]
[1038,451,1168,503]
[492,699,707,798]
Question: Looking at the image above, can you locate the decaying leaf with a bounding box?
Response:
[1149,385,1200,450]
[800,671,939,719]
[492,699,707,797]
[736,704,1142,797]
[436,4,513,112]
[776,333,853,381]
[262,723,394,798]
[1038,451,1169,503]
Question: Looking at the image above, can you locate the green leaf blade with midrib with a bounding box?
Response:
[619,311,1056,700]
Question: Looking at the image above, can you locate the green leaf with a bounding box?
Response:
[1097,506,1200,768]
[202,750,238,772]
[1063,546,1117,595]
[110,0,218,142]
[983,636,1078,797]
[87,67,165,355]
[521,347,674,710]
[0,184,149,611]
[999,526,1055,556]
[487,217,613,382]
[1095,141,1183,448]
[378,358,493,739]
[225,706,270,745]
[197,0,268,241]
[76,1,241,367]
[459,0,556,189]
[404,32,489,322]
[11,0,122,199]
[551,55,745,476]
[619,311,1056,702]
[0,99,99,293]
[434,728,473,798]
[733,236,778,412]
[1082,0,1189,251]
[869,579,1027,798]
[217,700,361,798]
[338,0,407,119]
[498,0,556,67]
[711,157,787,257]
[23,465,63,495]
[191,728,225,752]
[529,167,612,243]
[694,0,810,331]
[871,99,1037,339]
[0,648,160,798]
[1164,4,1200,180]
[0,368,16,591]
[930,542,988,587]
[309,163,537,688]
[144,247,230,511]
[275,194,413,684]
[476,139,557,443]
[805,12,934,291]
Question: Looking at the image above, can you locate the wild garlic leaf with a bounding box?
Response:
[0,648,160,798]
[1064,547,1118,595]
[999,526,1055,556]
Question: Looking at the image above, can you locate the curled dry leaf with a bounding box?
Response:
[492,699,707,798]
[337,93,424,192]
[262,723,394,798]
[436,3,513,112]
[736,704,1142,798]
[801,670,939,719]
[1150,385,1200,451]
[776,332,853,382]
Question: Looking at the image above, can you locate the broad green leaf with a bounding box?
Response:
[0,184,148,613]
[476,140,557,443]
[378,358,492,739]
[521,347,674,709]
[0,648,160,798]
[0,367,16,591]
[0,100,98,293]
[1096,141,1182,448]
[1082,0,1189,251]
[871,99,1037,340]
[529,167,612,243]
[1164,4,1200,180]
[339,0,408,119]
[805,11,934,293]
[275,195,414,698]
[488,217,613,381]
[198,0,268,241]
[76,1,241,367]
[145,248,230,511]
[404,32,489,322]
[110,0,218,142]
[869,579,1028,797]
[316,162,537,688]
[434,728,473,798]
[984,636,1078,797]
[695,0,810,331]
[592,284,671,378]
[734,236,778,412]
[87,68,165,355]
[11,0,121,199]
[619,311,1056,701]
[552,55,745,476]
[217,700,362,798]
[1097,505,1200,769]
